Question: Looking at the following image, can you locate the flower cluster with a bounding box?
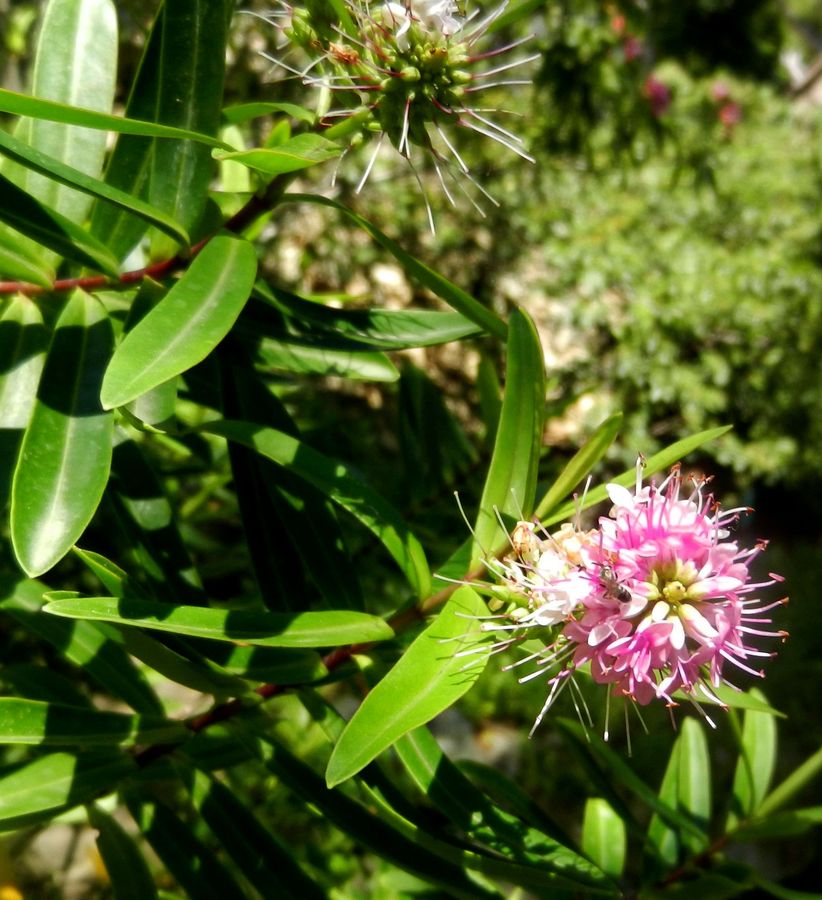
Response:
[475,463,786,737]
[265,1,537,225]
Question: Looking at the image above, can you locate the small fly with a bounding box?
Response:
[598,565,632,603]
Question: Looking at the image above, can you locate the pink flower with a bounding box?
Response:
[563,464,785,713]
[643,76,671,117]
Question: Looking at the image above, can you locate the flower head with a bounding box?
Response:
[266,2,538,228]
[470,461,787,738]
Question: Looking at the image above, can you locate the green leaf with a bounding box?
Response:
[0,130,190,248]
[679,683,784,717]
[0,751,134,832]
[731,807,822,841]
[248,731,501,900]
[757,745,822,818]
[0,228,54,286]
[124,788,242,900]
[189,770,325,900]
[203,645,328,683]
[326,586,490,787]
[11,0,117,225]
[472,307,545,564]
[582,799,626,878]
[0,173,120,276]
[0,663,91,708]
[0,87,231,147]
[0,698,186,747]
[101,236,257,408]
[256,335,400,381]
[89,0,230,259]
[542,426,733,528]
[752,878,822,900]
[258,284,485,348]
[87,804,159,900]
[646,737,681,869]
[535,413,623,520]
[0,574,164,715]
[287,194,507,340]
[678,718,712,854]
[44,595,394,648]
[728,687,777,827]
[221,101,315,125]
[214,135,341,175]
[11,289,114,576]
[0,295,47,509]
[202,418,431,598]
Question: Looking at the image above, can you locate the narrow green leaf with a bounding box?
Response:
[326,586,490,787]
[203,645,328,683]
[44,595,394,647]
[731,807,822,841]
[256,335,399,381]
[215,135,341,174]
[0,174,120,276]
[11,289,114,576]
[287,194,507,339]
[472,307,545,563]
[221,101,315,125]
[189,770,325,900]
[89,0,230,258]
[0,663,91,708]
[0,698,186,747]
[582,799,627,878]
[249,731,501,900]
[0,87,231,146]
[124,789,242,900]
[757,745,822,818]
[0,751,134,832]
[753,879,822,900]
[0,295,47,509]
[728,687,777,827]
[678,718,712,854]
[12,0,117,225]
[646,737,681,869]
[101,236,257,408]
[535,412,623,519]
[679,683,784,717]
[87,804,159,900]
[259,284,485,348]
[0,130,190,247]
[0,229,54,286]
[202,419,431,598]
[542,426,733,528]
[0,574,164,716]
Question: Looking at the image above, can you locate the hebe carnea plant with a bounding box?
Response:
[0,1,815,896]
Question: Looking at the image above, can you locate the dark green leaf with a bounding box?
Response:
[0,574,164,715]
[472,307,545,563]
[87,804,159,900]
[0,174,120,276]
[221,101,315,125]
[11,289,114,575]
[203,645,328,683]
[0,129,190,247]
[44,595,394,647]
[286,194,507,339]
[678,718,711,853]
[124,789,242,900]
[0,663,91,708]
[89,0,230,258]
[256,335,399,380]
[326,586,490,787]
[731,807,822,841]
[757,745,822,818]
[101,236,257,408]
[189,770,325,900]
[646,736,681,869]
[728,687,777,827]
[0,698,186,747]
[0,751,134,832]
[202,418,431,598]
